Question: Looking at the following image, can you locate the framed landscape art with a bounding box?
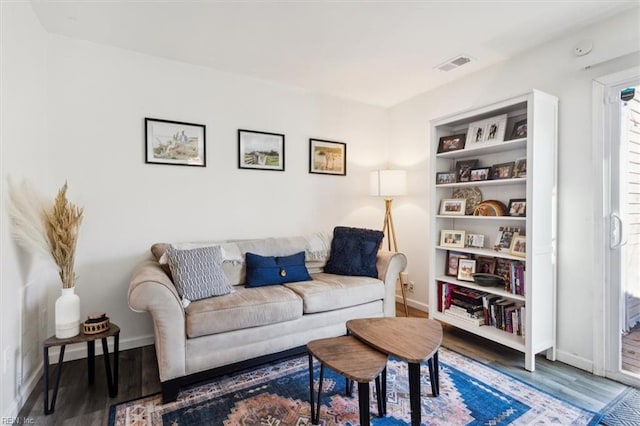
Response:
[145,118,206,167]
[309,139,346,176]
[238,129,285,171]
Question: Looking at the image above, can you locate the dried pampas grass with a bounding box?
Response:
[7,179,83,288]
[45,182,84,288]
[7,178,52,260]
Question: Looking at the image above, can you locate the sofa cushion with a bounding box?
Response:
[284,272,385,314]
[166,245,234,301]
[185,285,303,338]
[324,226,384,278]
[245,251,312,287]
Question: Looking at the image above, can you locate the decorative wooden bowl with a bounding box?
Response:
[473,200,508,216]
[472,273,505,287]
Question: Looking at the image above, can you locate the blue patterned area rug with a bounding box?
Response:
[601,387,640,426]
[109,347,601,425]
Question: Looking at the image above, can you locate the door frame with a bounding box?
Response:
[592,67,640,385]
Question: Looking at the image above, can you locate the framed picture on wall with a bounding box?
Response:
[145,118,206,167]
[238,129,285,171]
[309,139,347,175]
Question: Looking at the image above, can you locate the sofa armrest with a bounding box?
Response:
[376,250,408,317]
[128,259,186,382]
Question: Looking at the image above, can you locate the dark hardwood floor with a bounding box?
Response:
[17,304,632,425]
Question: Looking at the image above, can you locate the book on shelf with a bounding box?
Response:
[495,258,526,295]
[443,308,486,326]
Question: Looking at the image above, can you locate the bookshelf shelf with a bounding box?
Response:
[429,90,558,372]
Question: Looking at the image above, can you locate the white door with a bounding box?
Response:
[599,73,640,387]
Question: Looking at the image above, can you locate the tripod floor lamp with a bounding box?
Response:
[370,169,409,317]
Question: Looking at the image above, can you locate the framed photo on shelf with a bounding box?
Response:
[510,119,527,139]
[309,139,346,175]
[482,114,507,144]
[456,159,478,182]
[446,251,469,277]
[466,120,485,145]
[145,118,206,167]
[494,226,521,252]
[440,229,466,248]
[238,129,285,171]
[457,259,476,282]
[437,133,466,153]
[436,171,457,184]
[508,199,527,217]
[510,234,527,257]
[465,233,485,248]
[466,114,508,146]
[513,157,527,178]
[470,167,490,181]
[490,161,514,179]
[440,199,466,215]
[476,256,497,274]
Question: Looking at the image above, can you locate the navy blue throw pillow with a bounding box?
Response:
[324,226,384,278]
[245,251,312,288]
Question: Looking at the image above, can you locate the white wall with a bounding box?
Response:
[43,36,390,348]
[0,1,54,417]
[1,5,394,416]
[389,8,640,370]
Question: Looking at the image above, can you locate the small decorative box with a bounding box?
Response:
[83,312,110,335]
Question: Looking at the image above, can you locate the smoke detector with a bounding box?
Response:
[436,55,473,72]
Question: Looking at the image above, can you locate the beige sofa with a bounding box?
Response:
[128,234,407,402]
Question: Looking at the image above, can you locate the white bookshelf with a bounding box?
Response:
[428,90,558,371]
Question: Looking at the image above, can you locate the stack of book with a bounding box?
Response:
[443,285,488,326]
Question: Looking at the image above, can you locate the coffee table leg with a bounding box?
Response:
[428,358,436,396]
[308,353,316,424]
[375,376,383,417]
[357,381,370,426]
[316,364,324,424]
[382,366,387,415]
[408,362,421,426]
[434,351,440,396]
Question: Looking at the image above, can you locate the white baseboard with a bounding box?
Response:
[556,349,594,373]
[395,294,428,313]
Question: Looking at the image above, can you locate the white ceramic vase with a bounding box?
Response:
[55,287,80,338]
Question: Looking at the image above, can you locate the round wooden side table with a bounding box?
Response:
[42,323,120,415]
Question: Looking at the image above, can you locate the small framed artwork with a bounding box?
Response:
[446,251,469,277]
[513,157,527,178]
[482,114,507,144]
[456,159,478,182]
[466,120,485,145]
[511,119,527,139]
[145,118,206,167]
[470,167,490,181]
[457,259,476,282]
[466,233,485,248]
[238,129,285,171]
[309,139,347,176]
[510,234,527,257]
[437,133,466,153]
[440,229,466,248]
[490,161,514,179]
[436,171,457,185]
[494,226,521,252]
[508,199,527,217]
[439,199,466,216]
[476,256,497,274]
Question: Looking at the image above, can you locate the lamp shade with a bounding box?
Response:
[370,170,407,197]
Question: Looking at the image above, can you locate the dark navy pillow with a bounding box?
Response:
[245,251,312,288]
[324,226,384,278]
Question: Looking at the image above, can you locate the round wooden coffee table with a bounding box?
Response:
[307,335,388,425]
[346,317,442,426]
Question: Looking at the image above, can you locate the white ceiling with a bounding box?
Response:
[31,0,638,107]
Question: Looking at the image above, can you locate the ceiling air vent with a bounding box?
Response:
[436,55,472,72]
